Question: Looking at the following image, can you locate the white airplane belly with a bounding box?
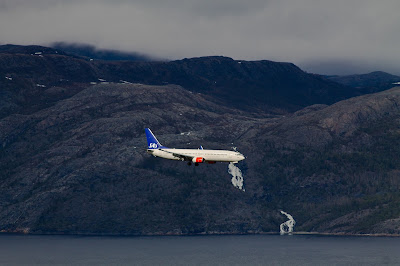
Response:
[150,149,241,163]
[194,151,234,162]
[152,150,181,160]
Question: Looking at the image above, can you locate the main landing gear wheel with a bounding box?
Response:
[187,162,192,166]
[195,162,199,166]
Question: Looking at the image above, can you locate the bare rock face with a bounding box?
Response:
[317,89,400,136]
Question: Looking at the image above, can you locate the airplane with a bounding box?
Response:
[145,128,245,166]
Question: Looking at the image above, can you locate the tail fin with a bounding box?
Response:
[145,128,165,149]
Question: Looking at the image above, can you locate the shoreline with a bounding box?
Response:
[1,230,399,238]
[292,231,400,237]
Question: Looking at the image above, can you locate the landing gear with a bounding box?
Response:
[187,162,192,166]
[195,162,199,166]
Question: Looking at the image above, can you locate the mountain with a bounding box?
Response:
[94,56,358,113]
[327,71,400,93]
[1,44,400,235]
[0,83,259,235]
[249,87,400,234]
[2,81,400,235]
[0,45,359,116]
[0,45,98,119]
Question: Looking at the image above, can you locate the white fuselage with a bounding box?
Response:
[147,148,245,163]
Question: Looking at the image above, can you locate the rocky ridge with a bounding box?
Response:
[0,44,357,118]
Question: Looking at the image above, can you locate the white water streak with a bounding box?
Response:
[228,162,245,191]
[280,210,296,235]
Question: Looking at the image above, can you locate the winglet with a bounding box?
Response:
[145,128,166,149]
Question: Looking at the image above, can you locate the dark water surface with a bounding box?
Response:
[0,234,399,265]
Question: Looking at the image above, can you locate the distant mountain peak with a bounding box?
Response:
[327,71,400,92]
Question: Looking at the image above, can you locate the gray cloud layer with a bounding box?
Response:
[1,0,399,74]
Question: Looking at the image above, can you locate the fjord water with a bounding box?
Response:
[1,234,399,265]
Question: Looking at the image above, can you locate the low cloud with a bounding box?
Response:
[1,0,399,74]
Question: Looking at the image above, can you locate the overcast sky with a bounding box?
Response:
[1,0,399,75]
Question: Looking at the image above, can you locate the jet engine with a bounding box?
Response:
[192,157,204,163]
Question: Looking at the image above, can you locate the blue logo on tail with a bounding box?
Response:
[145,128,166,149]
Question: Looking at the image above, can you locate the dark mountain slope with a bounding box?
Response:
[0,44,356,117]
[2,45,400,235]
[0,50,97,118]
[95,56,354,113]
[240,87,400,234]
[0,83,268,235]
[1,80,400,235]
[328,71,400,93]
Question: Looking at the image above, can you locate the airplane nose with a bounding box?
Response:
[238,154,245,161]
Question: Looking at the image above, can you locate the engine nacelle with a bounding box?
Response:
[192,157,204,163]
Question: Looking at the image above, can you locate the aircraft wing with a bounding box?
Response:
[160,149,194,161]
